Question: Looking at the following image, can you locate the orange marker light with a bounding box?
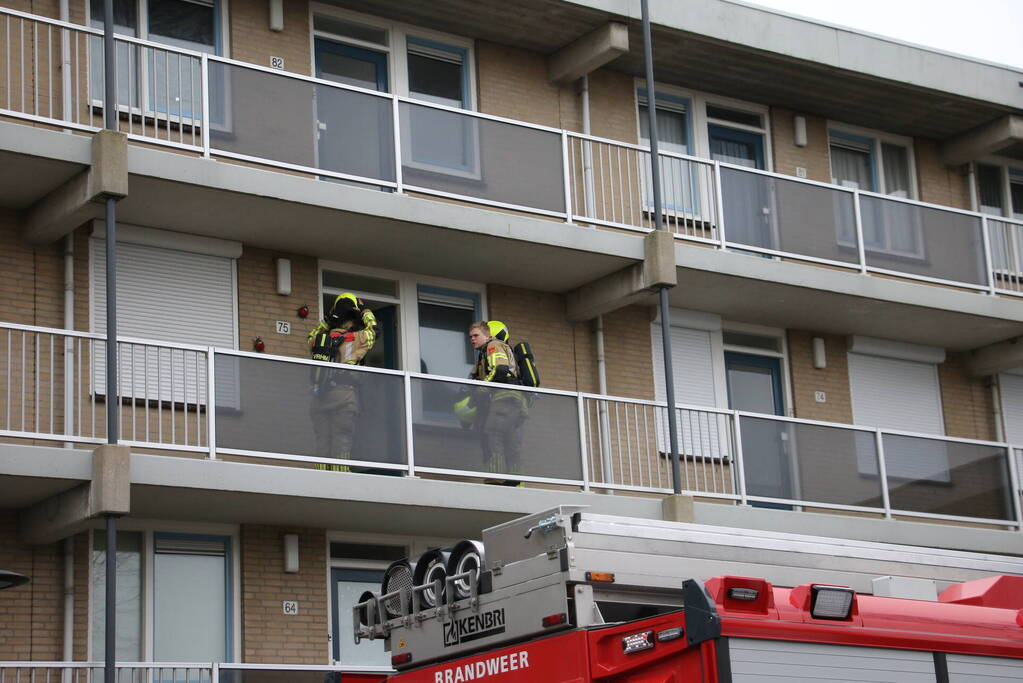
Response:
[586,572,615,583]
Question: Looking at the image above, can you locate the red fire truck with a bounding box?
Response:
[344,507,1023,682]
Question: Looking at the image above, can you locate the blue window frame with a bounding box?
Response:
[708,124,765,170]
[314,39,389,92]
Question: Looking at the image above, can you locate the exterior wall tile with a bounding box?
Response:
[236,247,320,359]
[914,138,971,210]
[240,525,328,664]
[787,330,854,424]
[939,352,996,441]
[0,510,66,660]
[230,0,312,76]
[769,108,831,182]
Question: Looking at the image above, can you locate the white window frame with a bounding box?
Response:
[973,156,1023,219]
[309,5,480,181]
[316,260,486,375]
[827,122,917,198]
[308,5,476,110]
[828,122,923,259]
[87,520,241,664]
[633,80,772,170]
[721,321,793,418]
[86,0,230,125]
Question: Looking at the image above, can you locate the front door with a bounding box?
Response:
[313,39,393,183]
[725,352,791,507]
[712,125,773,251]
[331,568,388,666]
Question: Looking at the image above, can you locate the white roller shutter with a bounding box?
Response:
[651,323,727,459]
[947,653,1023,682]
[91,239,237,405]
[847,352,947,481]
[728,638,937,682]
[998,373,1023,495]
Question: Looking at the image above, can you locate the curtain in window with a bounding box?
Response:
[881,143,910,198]
[977,164,1005,216]
[1010,172,1023,220]
[711,138,758,168]
[830,143,873,191]
[638,105,687,154]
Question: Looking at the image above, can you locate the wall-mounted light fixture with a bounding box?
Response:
[812,336,827,369]
[276,258,292,296]
[283,533,299,573]
[793,115,808,148]
[269,0,284,32]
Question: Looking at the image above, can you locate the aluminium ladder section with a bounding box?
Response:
[358,505,1023,668]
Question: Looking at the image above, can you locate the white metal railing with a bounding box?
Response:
[0,664,392,683]
[4,7,1023,300]
[1,321,1020,530]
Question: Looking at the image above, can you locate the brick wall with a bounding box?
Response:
[915,138,971,210]
[236,247,320,359]
[240,525,328,664]
[230,0,312,75]
[587,69,637,144]
[0,511,65,660]
[939,352,996,441]
[476,41,564,128]
[769,109,831,182]
[0,210,65,328]
[787,330,854,424]
[484,286,653,400]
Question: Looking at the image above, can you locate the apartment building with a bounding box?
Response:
[1,0,1023,674]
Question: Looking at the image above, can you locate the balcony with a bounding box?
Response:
[3,8,1023,306]
[0,321,1020,532]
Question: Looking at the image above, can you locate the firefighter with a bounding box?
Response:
[464,320,526,485]
[307,293,378,472]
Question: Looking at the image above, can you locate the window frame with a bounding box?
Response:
[974,157,1023,220]
[633,81,772,170]
[309,5,480,180]
[86,0,229,123]
[828,123,923,260]
[316,260,486,376]
[87,522,240,664]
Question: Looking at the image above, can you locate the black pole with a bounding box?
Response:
[641,0,682,494]
[102,3,120,683]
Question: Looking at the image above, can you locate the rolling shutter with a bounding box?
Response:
[651,322,726,458]
[728,638,937,682]
[947,653,1023,682]
[848,352,945,481]
[91,239,236,405]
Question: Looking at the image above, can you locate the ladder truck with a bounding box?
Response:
[346,506,1023,682]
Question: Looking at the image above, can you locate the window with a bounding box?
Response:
[89,226,240,406]
[90,529,235,662]
[329,538,408,666]
[88,0,222,120]
[830,126,920,257]
[311,8,476,178]
[977,162,1023,220]
[318,263,483,377]
[636,85,768,226]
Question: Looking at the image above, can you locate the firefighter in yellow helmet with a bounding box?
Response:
[466,320,526,485]
[307,293,378,472]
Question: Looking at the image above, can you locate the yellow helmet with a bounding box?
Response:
[486,320,509,343]
[326,293,360,328]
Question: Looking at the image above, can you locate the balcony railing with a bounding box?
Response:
[0,663,392,683]
[1,321,1020,530]
[4,8,1023,299]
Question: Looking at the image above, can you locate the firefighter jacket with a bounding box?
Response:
[308,309,378,365]
[471,339,517,383]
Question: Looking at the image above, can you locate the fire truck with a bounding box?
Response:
[345,506,1023,682]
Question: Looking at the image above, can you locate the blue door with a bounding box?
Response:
[712,125,774,252]
[725,352,792,508]
[313,39,394,183]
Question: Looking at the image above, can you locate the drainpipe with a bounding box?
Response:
[967,163,978,213]
[63,538,75,673]
[581,73,612,486]
[641,0,682,493]
[991,373,1006,443]
[594,317,613,490]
